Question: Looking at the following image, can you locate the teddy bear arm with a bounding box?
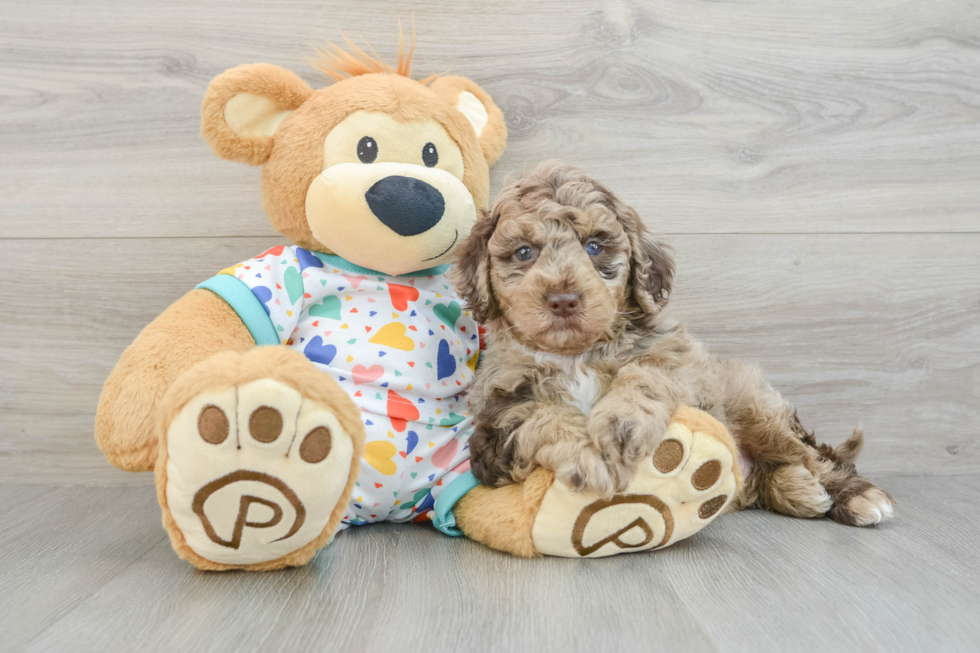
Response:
[95,288,255,472]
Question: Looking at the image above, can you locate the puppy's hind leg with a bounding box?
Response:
[806,425,895,526]
[719,358,893,525]
[758,462,833,518]
[720,360,832,519]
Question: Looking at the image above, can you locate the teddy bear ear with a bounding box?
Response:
[429,76,508,166]
[201,63,314,166]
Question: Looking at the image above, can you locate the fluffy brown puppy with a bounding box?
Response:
[451,161,895,526]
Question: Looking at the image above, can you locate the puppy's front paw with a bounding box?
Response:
[554,448,629,499]
[468,423,521,488]
[587,403,669,473]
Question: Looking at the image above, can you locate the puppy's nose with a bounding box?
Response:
[365,175,445,236]
[547,292,581,318]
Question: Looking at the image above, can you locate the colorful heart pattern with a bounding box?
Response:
[303,336,337,366]
[388,283,420,311]
[437,339,456,380]
[369,323,415,351]
[432,439,458,470]
[283,266,305,305]
[308,295,342,320]
[387,389,420,432]
[433,301,462,332]
[365,440,398,476]
[213,245,477,527]
[352,364,384,385]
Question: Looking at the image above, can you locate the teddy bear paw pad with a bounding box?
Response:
[164,378,354,565]
[531,419,738,558]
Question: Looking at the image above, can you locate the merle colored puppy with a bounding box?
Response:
[451,161,894,526]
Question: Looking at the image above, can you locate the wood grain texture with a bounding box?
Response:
[1,476,976,652]
[1,234,977,485]
[0,486,166,650]
[2,0,979,239]
[2,2,978,651]
[1,5,979,474]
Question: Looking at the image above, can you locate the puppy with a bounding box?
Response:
[450,161,894,526]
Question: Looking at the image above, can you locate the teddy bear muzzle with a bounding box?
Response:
[305,161,476,275]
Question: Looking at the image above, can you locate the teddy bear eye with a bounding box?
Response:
[357,136,378,163]
[422,142,438,168]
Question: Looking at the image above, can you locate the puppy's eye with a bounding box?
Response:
[515,246,534,262]
[422,142,439,167]
[585,241,603,256]
[357,136,378,163]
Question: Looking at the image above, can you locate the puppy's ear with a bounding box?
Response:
[620,205,674,315]
[428,76,507,166]
[451,211,500,324]
[201,64,313,166]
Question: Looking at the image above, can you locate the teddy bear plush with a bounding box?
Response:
[94,39,742,570]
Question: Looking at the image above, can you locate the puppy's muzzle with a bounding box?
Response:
[365,175,446,236]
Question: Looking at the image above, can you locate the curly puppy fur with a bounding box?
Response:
[451,161,894,526]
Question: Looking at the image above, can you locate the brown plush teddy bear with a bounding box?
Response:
[94,38,742,570]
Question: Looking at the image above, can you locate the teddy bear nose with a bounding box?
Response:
[365,175,446,237]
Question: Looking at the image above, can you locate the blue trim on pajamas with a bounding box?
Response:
[197,274,281,346]
[431,470,481,537]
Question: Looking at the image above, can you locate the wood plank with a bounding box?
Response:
[672,233,980,480]
[2,0,979,239]
[355,527,713,652]
[11,476,979,652]
[0,487,166,650]
[0,236,292,487]
[1,234,977,485]
[18,521,714,653]
[658,475,980,652]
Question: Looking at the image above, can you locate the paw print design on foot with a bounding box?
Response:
[156,349,363,570]
[530,407,741,558]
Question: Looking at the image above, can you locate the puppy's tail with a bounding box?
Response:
[832,428,864,466]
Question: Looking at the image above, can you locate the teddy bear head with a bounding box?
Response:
[201,40,507,276]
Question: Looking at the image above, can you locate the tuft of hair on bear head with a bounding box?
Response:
[308,19,443,85]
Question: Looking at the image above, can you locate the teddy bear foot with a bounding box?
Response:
[155,348,363,571]
[454,407,741,558]
[531,407,740,557]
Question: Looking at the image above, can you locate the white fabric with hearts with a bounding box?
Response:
[199,244,478,527]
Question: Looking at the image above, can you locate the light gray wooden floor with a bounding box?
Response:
[2,476,978,652]
[2,0,979,651]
